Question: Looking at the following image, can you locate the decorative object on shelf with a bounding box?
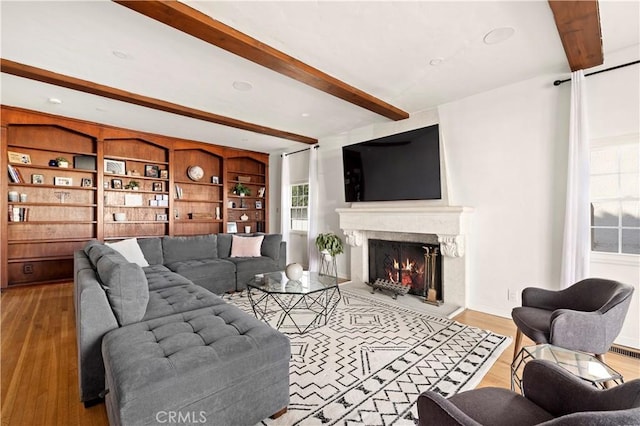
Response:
[145,164,160,178]
[73,155,96,170]
[31,174,44,184]
[228,201,236,208]
[81,178,93,188]
[233,183,251,196]
[240,198,247,209]
[56,157,69,168]
[54,191,70,203]
[315,232,344,277]
[244,225,251,233]
[156,214,168,221]
[237,175,251,183]
[285,263,303,281]
[113,212,126,222]
[215,206,221,220]
[54,176,72,186]
[19,193,27,202]
[127,170,141,177]
[258,187,266,197]
[48,160,58,167]
[111,178,123,189]
[152,182,163,192]
[125,180,140,190]
[240,213,249,221]
[186,165,204,181]
[8,191,19,202]
[175,185,183,199]
[104,159,126,175]
[211,176,219,184]
[160,169,168,179]
[255,201,262,209]
[8,151,31,164]
[227,221,238,233]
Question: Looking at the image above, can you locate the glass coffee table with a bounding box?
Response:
[247,271,341,334]
[511,344,623,393]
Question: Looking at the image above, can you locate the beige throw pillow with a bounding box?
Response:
[230,235,264,257]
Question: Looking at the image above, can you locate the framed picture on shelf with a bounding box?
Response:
[111,178,123,189]
[8,151,31,164]
[104,159,126,175]
[211,176,219,184]
[255,201,262,209]
[81,178,93,187]
[145,164,159,178]
[156,214,168,221]
[227,222,238,234]
[31,174,44,185]
[160,169,169,179]
[54,176,73,186]
[152,182,163,192]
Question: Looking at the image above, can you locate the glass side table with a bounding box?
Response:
[511,344,623,394]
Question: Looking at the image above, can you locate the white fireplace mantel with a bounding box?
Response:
[336,204,474,309]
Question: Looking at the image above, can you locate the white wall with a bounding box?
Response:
[273,46,639,348]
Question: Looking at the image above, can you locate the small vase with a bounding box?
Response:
[58,161,69,168]
[285,263,303,281]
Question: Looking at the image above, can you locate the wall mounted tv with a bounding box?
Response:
[342,124,441,202]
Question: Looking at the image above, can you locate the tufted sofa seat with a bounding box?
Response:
[103,305,290,426]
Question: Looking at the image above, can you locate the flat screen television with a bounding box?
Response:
[342,124,441,202]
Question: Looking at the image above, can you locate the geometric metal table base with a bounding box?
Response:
[247,271,341,334]
[511,344,624,394]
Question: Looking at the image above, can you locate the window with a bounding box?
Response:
[290,183,309,231]
[590,139,639,254]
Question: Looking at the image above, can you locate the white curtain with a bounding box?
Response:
[280,153,291,262]
[561,70,590,288]
[307,146,319,272]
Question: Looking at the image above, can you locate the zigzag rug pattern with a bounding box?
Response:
[224,288,510,425]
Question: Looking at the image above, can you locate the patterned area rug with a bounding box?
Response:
[224,288,510,425]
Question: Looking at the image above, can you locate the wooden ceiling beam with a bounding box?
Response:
[1,58,317,145]
[113,0,410,121]
[548,0,603,72]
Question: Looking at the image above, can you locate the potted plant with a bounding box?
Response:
[233,183,251,196]
[125,180,140,190]
[56,156,69,168]
[315,232,344,258]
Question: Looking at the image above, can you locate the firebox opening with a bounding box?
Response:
[368,239,443,301]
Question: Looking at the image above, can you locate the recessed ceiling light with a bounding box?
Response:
[112,50,132,60]
[483,27,515,45]
[232,81,253,91]
[429,57,444,66]
[48,97,62,104]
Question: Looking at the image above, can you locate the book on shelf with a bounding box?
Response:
[9,205,29,222]
[175,185,183,199]
[7,164,21,183]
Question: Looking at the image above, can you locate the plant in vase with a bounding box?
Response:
[315,232,343,277]
[233,183,251,197]
[125,180,140,190]
[56,157,69,168]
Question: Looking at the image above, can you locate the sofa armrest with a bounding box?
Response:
[277,241,287,270]
[417,392,482,426]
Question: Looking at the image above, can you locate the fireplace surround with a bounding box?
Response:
[336,204,473,311]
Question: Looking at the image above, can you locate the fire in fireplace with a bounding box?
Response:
[368,239,442,301]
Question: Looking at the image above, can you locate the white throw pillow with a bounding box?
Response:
[106,238,150,267]
[230,235,264,257]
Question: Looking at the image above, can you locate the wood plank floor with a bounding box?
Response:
[1,282,639,426]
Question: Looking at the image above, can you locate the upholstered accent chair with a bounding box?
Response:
[511,278,634,361]
[417,359,640,426]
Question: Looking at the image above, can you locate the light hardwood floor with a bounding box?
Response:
[1,282,639,426]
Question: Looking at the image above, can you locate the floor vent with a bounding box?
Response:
[610,344,640,359]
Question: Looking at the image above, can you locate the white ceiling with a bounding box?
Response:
[1,1,639,154]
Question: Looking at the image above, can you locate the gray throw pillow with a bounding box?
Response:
[96,253,149,326]
[137,237,163,265]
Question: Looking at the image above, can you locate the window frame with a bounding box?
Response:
[290,182,309,232]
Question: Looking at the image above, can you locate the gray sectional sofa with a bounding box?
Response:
[74,233,290,425]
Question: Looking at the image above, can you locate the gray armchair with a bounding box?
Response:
[511,278,634,360]
[417,359,640,426]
